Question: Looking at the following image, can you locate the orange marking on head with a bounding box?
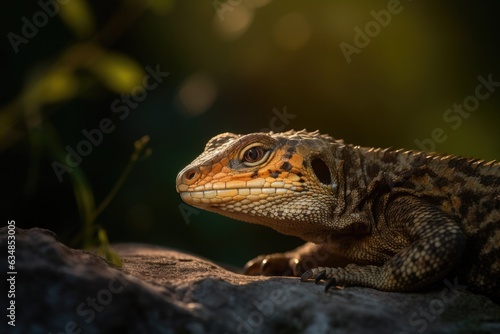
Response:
[210,163,223,175]
[279,172,290,179]
[288,153,304,169]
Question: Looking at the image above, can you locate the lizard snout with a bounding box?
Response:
[176,166,201,192]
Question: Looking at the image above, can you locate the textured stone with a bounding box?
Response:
[1,227,499,333]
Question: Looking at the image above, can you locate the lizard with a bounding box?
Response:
[175,129,500,301]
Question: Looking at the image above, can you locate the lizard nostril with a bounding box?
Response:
[182,167,200,184]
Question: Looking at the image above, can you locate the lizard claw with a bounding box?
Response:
[300,270,313,282]
[314,271,327,284]
[325,278,338,292]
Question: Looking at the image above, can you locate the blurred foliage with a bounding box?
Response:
[2,0,156,262]
[2,0,499,267]
[59,0,96,38]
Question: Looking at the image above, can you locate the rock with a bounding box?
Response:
[1,227,499,334]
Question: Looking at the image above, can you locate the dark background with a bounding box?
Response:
[2,0,499,267]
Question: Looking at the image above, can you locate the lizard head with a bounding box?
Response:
[176,130,347,240]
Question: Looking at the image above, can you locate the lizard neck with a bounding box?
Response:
[329,144,429,231]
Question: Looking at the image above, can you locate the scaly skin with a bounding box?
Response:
[176,130,500,301]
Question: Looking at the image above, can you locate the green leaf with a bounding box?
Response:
[97,227,123,267]
[40,123,96,249]
[28,69,79,104]
[87,53,145,93]
[58,0,96,39]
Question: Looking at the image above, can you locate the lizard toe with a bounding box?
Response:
[300,270,314,282]
[290,258,305,276]
[244,254,298,276]
[243,255,267,275]
[261,257,294,276]
[314,270,328,284]
[300,266,346,291]
[325,278,339,292]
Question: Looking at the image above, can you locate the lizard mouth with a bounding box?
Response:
[179,187,295,205]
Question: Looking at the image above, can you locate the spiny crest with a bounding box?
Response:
[414,149,500,174]
[269,129,343,144]
[366,146,500,180]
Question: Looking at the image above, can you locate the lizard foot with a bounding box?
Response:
[243,242,352,277]
[301,264,381,292]
[300,267,343,291]
[244,253,303,276]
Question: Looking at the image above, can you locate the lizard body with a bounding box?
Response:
[176,130,500,301]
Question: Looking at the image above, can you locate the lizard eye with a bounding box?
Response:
[241,145,270,167]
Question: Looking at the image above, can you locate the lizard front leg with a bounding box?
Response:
[302,196,468,292]
[244,242,352,276]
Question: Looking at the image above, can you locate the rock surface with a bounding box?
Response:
[1,227,500,334]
